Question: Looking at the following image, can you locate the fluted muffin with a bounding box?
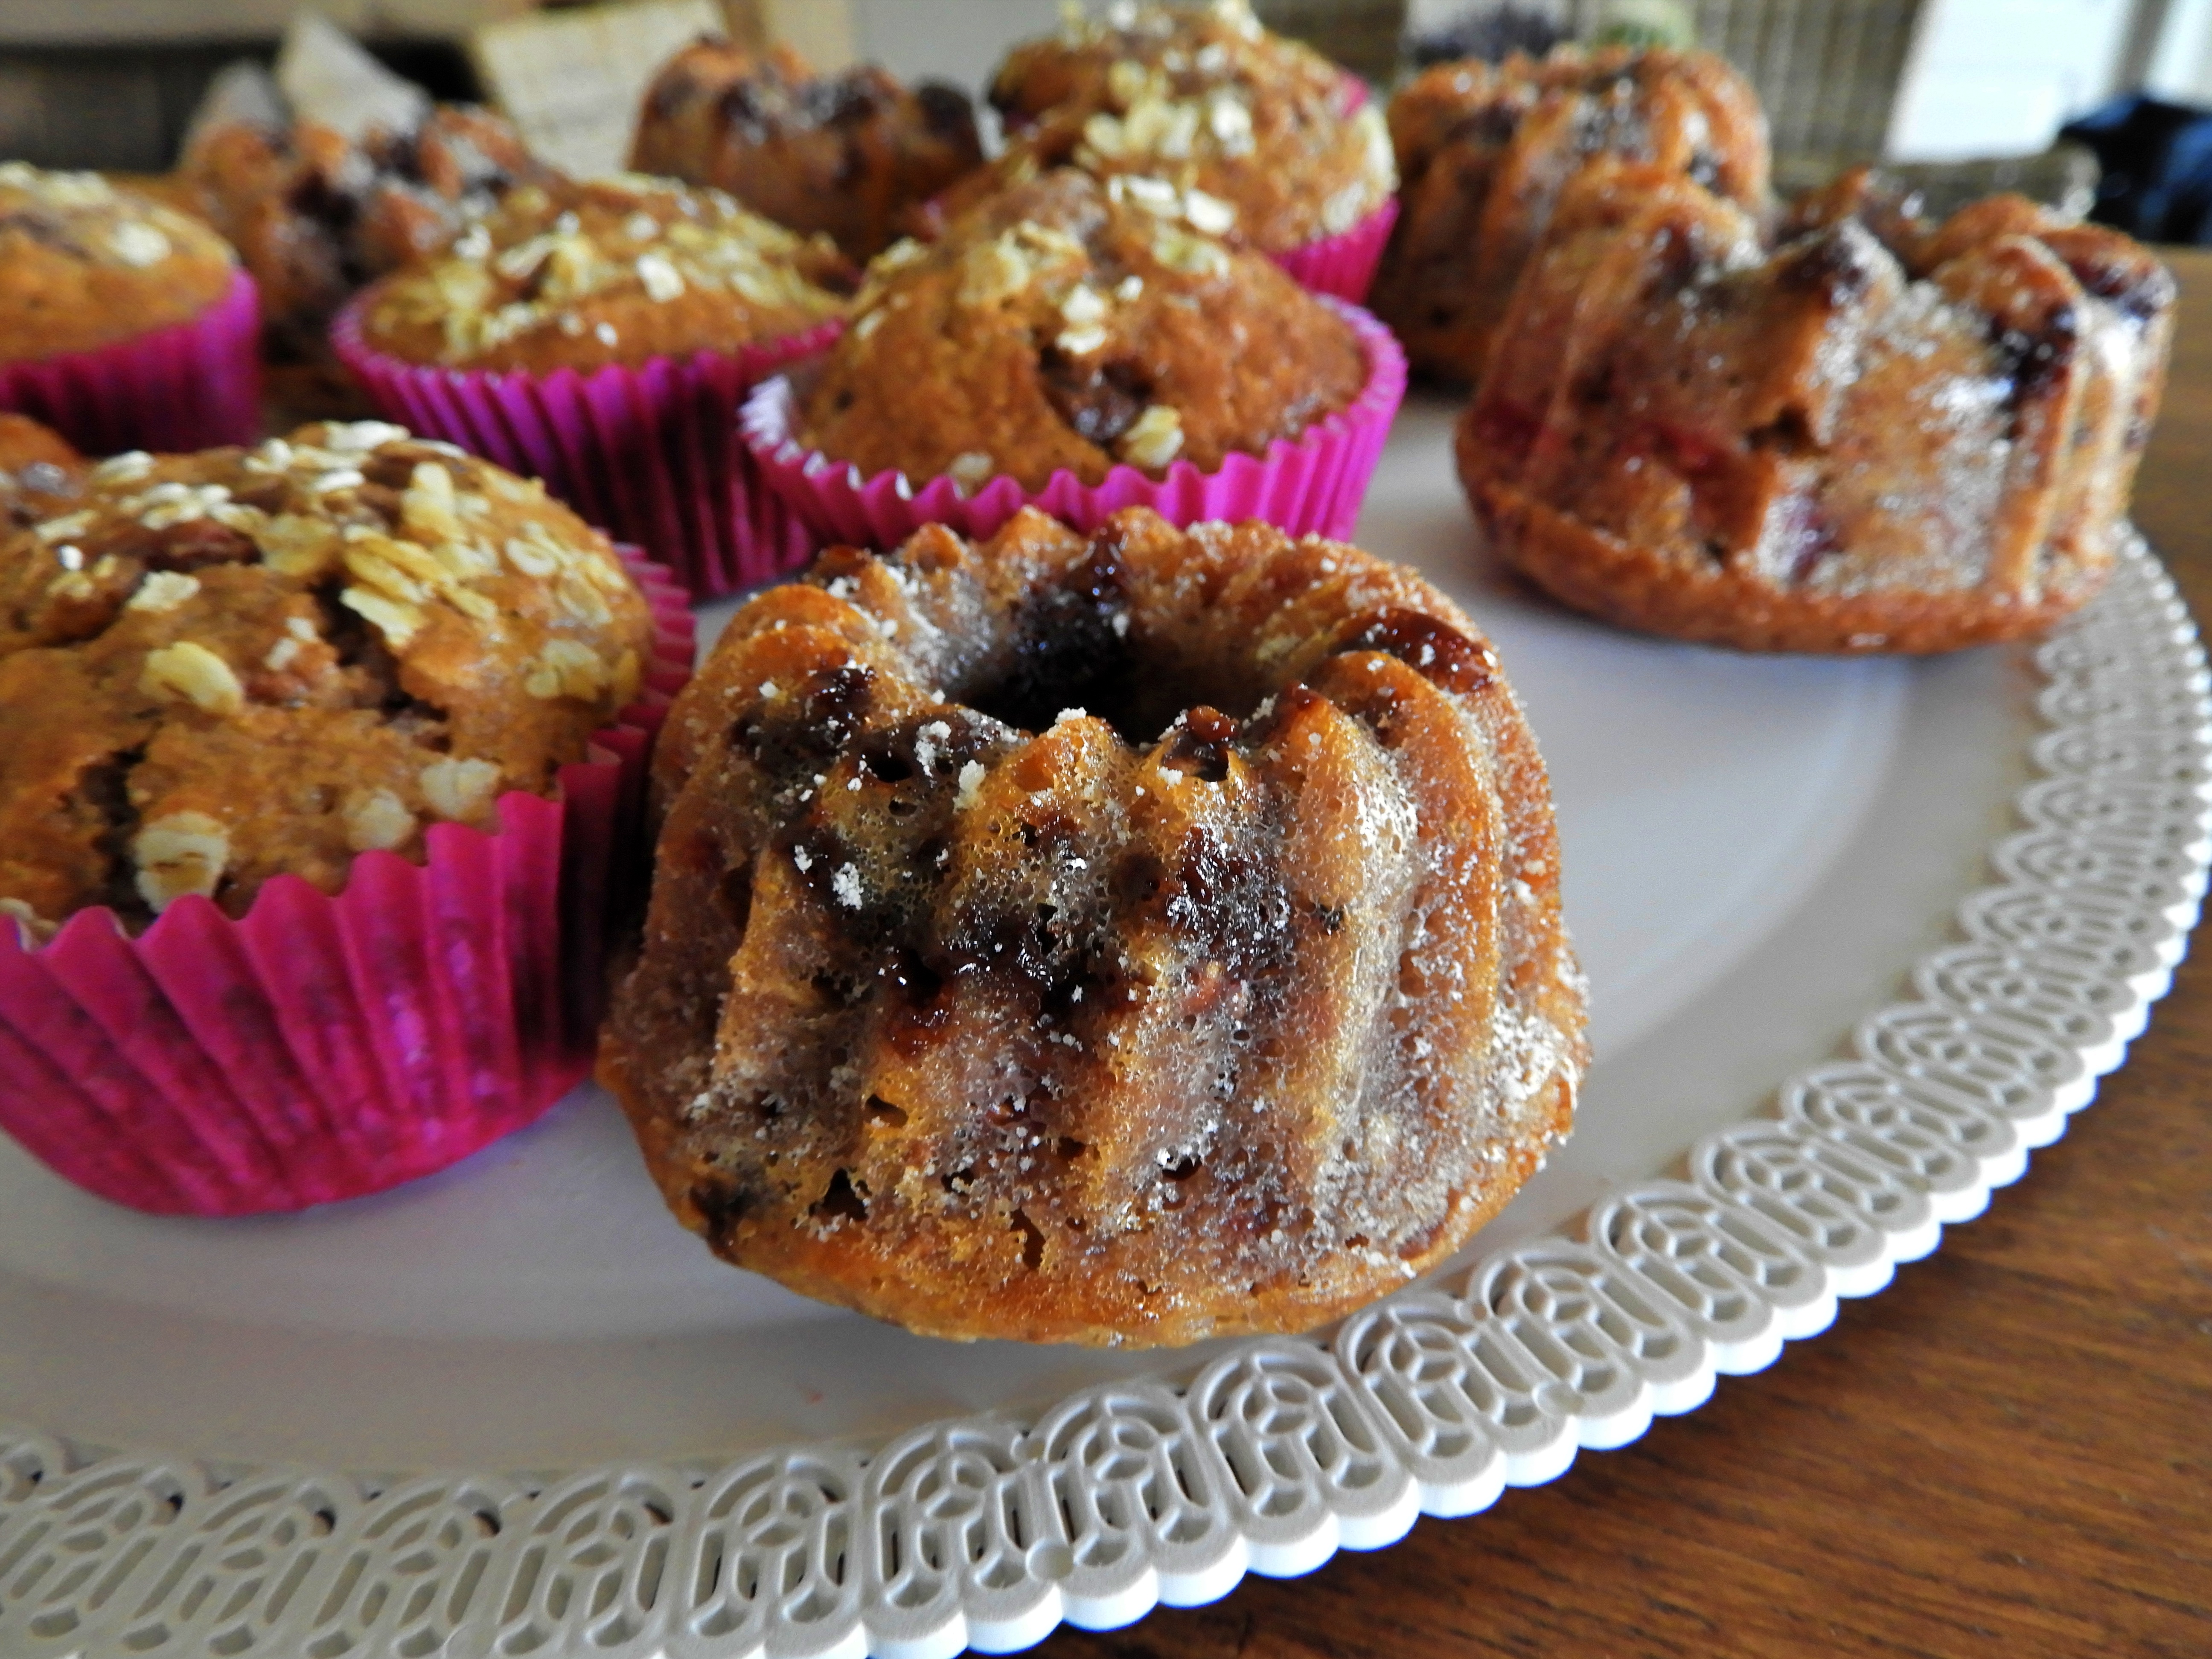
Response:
[795,169,1368,494]
[0,420,653,934]
[1373,45,1770,384]
[0,163,239,362]
[631,38,983,261]
[1458,163,2174,652]
[354,175,850,374]
[939,0,1394,259]
[602,506,1585,1345]
[183,104,559,371]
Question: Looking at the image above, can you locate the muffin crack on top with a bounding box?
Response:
[0,421,652,934]
[603,506,1586,1346]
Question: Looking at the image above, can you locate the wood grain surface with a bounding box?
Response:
[1027,252,2212,1659]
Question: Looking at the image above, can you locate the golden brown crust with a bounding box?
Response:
[0,164,238,361]
[798,169,1367,493]
[1457,166,2174,653]
[357,175,850,373]
[1372,46,1769,384]
[630,38,983,262]
[0,421,652,932]
[951,0,1394,255]
[181,106,558,366]
[601,505,1586,1346]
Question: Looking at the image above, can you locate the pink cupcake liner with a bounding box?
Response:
[332,304,843,600]
[0,268,261,455]
[742,294,1406,552]
[1271,196,1398,305]
[0,551,696,1218]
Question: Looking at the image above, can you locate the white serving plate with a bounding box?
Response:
[3,396,2206,1659]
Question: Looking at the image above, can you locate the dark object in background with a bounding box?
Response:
[630,38,982,263]
[2062,94,2212,244]
[1406,4,1566,67]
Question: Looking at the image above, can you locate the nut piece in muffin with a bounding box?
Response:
[0,421,653,934]
[0,163,240,363]
[631,38,984,262]
[182,104,560,371]
[1372,45,1770,384]
[796,169,1368,492]
[354,175,852,374]
[945,0,1394,257]
[0,414,83,532]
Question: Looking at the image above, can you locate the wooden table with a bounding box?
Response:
[1031,253,2212,1659]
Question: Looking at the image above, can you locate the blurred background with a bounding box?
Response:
[8,0,2212,239]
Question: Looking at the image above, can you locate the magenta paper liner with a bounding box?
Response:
[0,551,696,1217]
[0,268,261,455]
[1271,197,1397,305]
[742,294,1406,552]
[332,305,843,600]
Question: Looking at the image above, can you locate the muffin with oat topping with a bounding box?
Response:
[0,419,690,1217]
[336,175,852,596]
[742,168,1404,550]
[351,174,849,373]
[0,162,261,453]
[0,420,653,930]
[939,0,1396,299]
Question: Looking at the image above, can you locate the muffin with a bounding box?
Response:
[0,163,259,452]
[602,506,1584,1345]
[943,0,1397,297]
[336,175,851,595]
[1456,163,2175,652]
[0,419,690,1215]
[0,420,653,929]
[744,168,1404,549]
[1372,45,1770,383]
[630,37,984,262]
[182,102,559,407]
